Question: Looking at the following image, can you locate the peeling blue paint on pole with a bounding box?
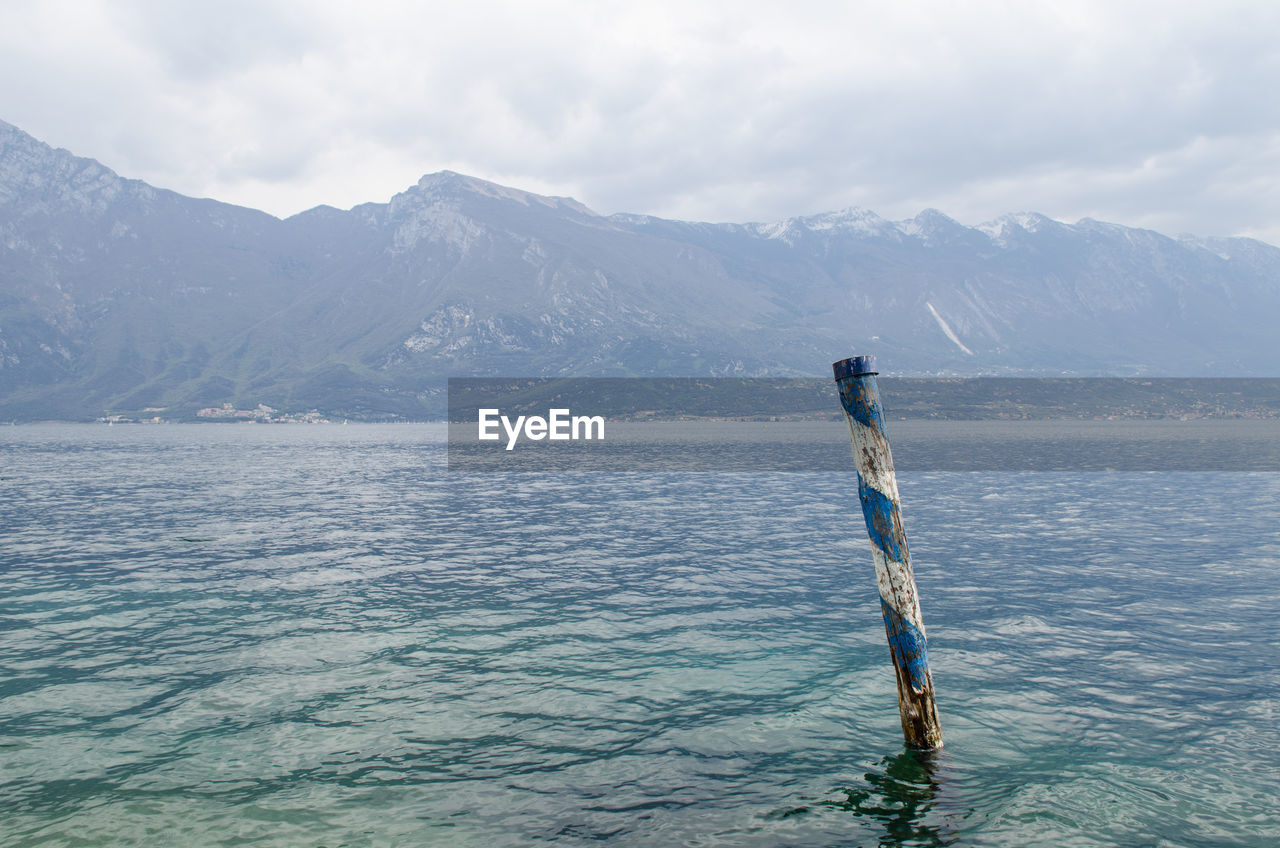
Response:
[834,355,943,750]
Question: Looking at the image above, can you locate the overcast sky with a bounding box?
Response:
[3,0,1278,242]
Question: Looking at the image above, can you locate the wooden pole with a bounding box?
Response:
[833,355,943,750]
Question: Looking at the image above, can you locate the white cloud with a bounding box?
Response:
[1,0,1278,243]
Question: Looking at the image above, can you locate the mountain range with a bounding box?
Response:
[2,119,1278,421]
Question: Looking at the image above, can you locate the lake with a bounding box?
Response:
[2,424,1278,846]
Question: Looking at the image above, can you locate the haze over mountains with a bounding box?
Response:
[2,119,1278,420]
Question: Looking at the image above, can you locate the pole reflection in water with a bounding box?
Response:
[823,748,964,847]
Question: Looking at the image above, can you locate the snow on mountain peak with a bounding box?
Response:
[755,206,896,243]
[975,212,1061,245]
[895,208,965,241]
[757,217,799,241]
[807,207,894,234]
[408,170,597,217]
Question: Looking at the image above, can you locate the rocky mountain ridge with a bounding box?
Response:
[2,119,1277,420]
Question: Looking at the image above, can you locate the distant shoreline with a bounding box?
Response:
[10,377,1280,424]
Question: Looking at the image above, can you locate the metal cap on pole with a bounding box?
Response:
[832,354,878,380]
[833,355,943,750]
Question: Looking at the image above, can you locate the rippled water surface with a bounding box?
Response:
[3,424,1279,846]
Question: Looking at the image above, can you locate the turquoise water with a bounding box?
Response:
[2,424,1279,846]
